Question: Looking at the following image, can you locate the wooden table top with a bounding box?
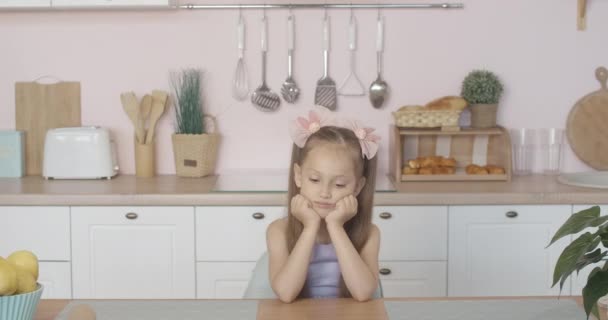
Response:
[35,297,584,320]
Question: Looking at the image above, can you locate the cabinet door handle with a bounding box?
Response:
[252,212,265,220]
[505,211,518,218]
[379,212,392,219]
[379,268,392,275]
[125,212,138,220]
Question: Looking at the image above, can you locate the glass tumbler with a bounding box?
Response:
[510,128,535,175]
[538,128,564,175]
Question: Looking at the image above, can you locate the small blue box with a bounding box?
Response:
[0,130,25,177]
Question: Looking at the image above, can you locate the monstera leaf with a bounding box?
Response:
[550,206,608,319]
[583,269,608,319]
[552,233,600,289]
[548,206,608,246]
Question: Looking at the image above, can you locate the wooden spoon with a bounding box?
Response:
[67,304,96,320]
[120,92,145,144]
[139,94,152,140]
[145,90,168,145]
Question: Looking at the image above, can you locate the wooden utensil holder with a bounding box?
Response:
[390,125,512,182]
[135,141,155,178]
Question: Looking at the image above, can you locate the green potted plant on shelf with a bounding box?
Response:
[548,205,608,319]
[171,68,219,177]
[460,69,504,128]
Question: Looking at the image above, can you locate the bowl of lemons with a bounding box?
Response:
[0,250,43,320]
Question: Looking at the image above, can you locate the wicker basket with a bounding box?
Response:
[392,107,462,129]
[172,133,219,177]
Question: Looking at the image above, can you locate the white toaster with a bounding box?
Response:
[43,127,119,180]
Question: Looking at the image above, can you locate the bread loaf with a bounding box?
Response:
[425,96,467,111]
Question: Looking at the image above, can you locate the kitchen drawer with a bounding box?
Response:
[39,262,71,299]
[0,206,70,261]
[196,207,286,261]
[448,205,571,297]
[379,261,447,297]
[196,262,256,299]
[373,206,448,260]
[71,206,195,298]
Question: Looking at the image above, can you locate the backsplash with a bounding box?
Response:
[1,0,607,175]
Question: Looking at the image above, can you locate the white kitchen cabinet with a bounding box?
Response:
[448,205,572,297]
[373,206,447,261]
[0,206,70,261]
[195,206,285,299]
[38,262,72,299]
[373,206,448,297]
[379,261,447,297]
[51,0,174,8]
[196,206,286,261]
[196,262,256,299]
[0,207,72,298]
[0,0,50,8]
[71,206,195,299]
[571,205,608,295]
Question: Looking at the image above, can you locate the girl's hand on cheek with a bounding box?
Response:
[325,195,358,227]
[291,194,321,228]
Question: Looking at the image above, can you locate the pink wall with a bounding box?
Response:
[1,0,607,175]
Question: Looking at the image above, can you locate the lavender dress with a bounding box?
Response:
[302,243,341,298]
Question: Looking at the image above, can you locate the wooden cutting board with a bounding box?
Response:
[566,67,608,170]
[15,81,81,175]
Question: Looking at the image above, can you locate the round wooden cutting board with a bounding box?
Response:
[566,67,608,170]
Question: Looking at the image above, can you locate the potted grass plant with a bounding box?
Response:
[460,70,504,128]
[548,206,608,319]
[171,68,219,177]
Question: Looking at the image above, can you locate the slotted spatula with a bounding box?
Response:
[251,15,280,112]
[120,91,145,144]
[314,14,337,110]
[145,90,168,144]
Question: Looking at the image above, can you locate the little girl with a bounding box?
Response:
[266,107,381,303]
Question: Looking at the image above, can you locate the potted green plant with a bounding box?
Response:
[460,70,504,128]
[171,68,219,177]
[548,206,608,319]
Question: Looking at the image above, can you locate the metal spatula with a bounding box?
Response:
[251,15,280,112]
[314,15,337,110]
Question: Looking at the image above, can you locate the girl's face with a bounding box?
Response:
[294,142,366,218]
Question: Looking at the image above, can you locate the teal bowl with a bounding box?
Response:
[0,284,44,320]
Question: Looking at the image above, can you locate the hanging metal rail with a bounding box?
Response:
[179,3,464,10]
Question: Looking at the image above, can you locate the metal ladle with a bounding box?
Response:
[369,15,389,109]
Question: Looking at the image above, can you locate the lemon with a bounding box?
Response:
[0,257,17,296]
[15,267,37,294]
[7,250,38,280]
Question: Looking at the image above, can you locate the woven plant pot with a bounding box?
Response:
[172,133,219,177]
[470,103,498,128]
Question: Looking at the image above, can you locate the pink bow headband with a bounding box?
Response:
[288,107,381,160]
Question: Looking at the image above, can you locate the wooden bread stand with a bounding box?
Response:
[390,125,512,182]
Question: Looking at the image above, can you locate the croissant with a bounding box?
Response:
[433,166,456,175]
[466,164,488,175]
[402,166,419,175]
[485,165,506,174]
[419,167,434,175]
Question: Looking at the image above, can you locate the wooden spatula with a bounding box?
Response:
[145,90,168,145]
[67,304,96,320]
[139,94,152,136]
[120,92,145,143]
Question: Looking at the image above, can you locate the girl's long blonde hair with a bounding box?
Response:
[285,126,378,298]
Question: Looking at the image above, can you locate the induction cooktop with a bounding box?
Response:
[212,170,397,192]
